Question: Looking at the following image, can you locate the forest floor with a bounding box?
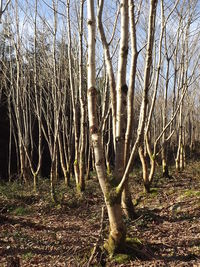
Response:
[0,161,200,266]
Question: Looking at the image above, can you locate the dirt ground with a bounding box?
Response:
[0,161,199,266]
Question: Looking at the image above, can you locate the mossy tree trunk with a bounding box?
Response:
[87,0,158,256]
[87,0,127,253]
[105,202,126,255]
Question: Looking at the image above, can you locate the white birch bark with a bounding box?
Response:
[87,0,126,254]
[97,0,117,147]
[121,0,138,218]
[114,0,129,182]
[117,0,158,193]
[66,0,79,187]
[78,0,86,191]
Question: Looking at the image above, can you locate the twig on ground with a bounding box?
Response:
[87,205,105,267]
[0,205,7,213]
[133,215,144,223]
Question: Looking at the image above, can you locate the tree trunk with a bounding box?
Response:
[104,202,126,255]
[139,146,150,193]
[162,141,169,178]
[87,0,126,253]
[121,180,137,219]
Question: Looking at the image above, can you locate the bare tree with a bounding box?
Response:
[87,0,158,254]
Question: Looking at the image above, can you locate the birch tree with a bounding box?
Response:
[66,0,88,192]
[97,0,138,218]
[139,0,179,191]
[87,0,158,254]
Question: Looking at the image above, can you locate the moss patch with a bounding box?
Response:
[126,237,142,246]
[105,187,121,206]
[112,253,131,264]
[106,236,150,264]
[104,230,126,256]
[179,189,200,199]
[149,188,158,197]
[184,189,200,197]
[13,206,31,216]
[22,252,33,260]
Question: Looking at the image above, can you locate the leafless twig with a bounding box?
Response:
[87,205,105,267]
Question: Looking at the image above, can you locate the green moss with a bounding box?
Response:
[104,231,126,256]
[107,165,111,176]
[105,236,144,264]
[112,253,131,264]
[104,241,112,255]
[149,187,158,197]
[107,174,119,187]
[22,252,33,260]
[144,187,158,197]
[126,237,142,246]
[184,190,194,197]
[105,187,121,206]
[181,189,200,198]
[13,206,31,216]
[125,237,143,252]
[104,174,123,206]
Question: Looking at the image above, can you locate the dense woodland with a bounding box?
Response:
[0,0,200,266]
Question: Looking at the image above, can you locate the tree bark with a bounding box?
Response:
[87,0,126,254]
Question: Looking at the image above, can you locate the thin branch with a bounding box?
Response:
[87,206,105,267]
[2,0,11,13]
[108,5,120,45]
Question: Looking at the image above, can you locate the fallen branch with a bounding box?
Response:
[87,205,105,267]
[133,215,144,223]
